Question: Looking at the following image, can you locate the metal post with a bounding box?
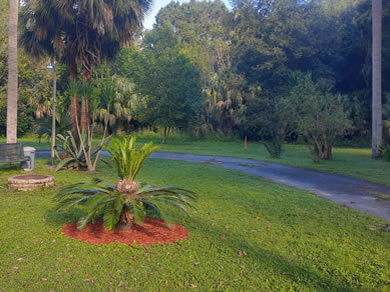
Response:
[51,61,57,165]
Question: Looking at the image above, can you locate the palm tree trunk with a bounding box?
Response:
[80,97,88,132]
[372,0,383,158]
[70,60,79,139]
[70,96,79,138]
[81,69,91,133]
[6,0,18,143]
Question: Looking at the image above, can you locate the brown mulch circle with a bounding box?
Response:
[62,218,189,246]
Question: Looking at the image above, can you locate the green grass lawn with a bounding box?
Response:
[0,159,389,290]
[2,134,389,185]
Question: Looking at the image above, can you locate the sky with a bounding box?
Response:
[143,0,232,30]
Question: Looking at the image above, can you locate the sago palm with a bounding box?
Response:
[56,137,197,230]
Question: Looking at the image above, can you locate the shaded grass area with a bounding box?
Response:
[0,159,389,290]
[4,134,388,185]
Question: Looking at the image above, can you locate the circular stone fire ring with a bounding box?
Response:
[8,175,55,191]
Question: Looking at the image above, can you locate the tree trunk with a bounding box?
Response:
[80,97,88,133]
[6,0,18,143]
[117,206,134,230]
[70,96,79,139]
[372,0,383,158]
[116,179,138,230]
[81,69,91,133]
[70,59,78,81]
[69,60,79,139]
[162,127,169,144]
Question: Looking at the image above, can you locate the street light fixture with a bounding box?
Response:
[47,61,57,165]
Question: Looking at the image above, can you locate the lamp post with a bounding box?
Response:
[47,61,56,165]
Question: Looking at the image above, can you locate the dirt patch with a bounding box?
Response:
[62,218,189,246]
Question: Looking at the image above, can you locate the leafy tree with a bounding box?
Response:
[0,106,34,137]
[287,74,352,162]
[156,1,245,136]
[0,0,54,138]
[20,0,152,136]
[117,25,203,143]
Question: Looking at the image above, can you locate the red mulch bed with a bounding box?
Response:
[62,218,189,246]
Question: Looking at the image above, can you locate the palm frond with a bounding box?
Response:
[106,136,159,179]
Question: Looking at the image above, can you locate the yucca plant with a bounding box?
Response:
[55,130,110,171]
[56,136,196,230]
[55,131,87,171]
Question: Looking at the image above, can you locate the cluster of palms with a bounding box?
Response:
[6,0,152,145]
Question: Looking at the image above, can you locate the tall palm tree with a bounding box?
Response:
[20,0,152,136]
[6,0,18,143]
[372,0,383,158]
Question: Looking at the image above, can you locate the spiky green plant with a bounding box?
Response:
[56,178,196,231]
[55,131,87,171]
[107,136,160,180]
[56,137,196,230]
[55,130,110,172]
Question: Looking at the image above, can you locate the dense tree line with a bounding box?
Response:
[0,0,389,153]
[154,0,389,141]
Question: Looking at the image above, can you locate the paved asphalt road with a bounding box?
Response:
[37,151,390,222]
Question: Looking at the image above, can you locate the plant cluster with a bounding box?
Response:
[56,136,197,231]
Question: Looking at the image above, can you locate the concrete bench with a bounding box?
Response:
[0,143,30,167]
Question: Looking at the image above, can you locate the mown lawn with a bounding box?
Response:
[0,159,389,290]
[157,141,390,186]
[2,135,389,185]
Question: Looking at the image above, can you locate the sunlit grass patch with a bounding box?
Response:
[0,158,388,290]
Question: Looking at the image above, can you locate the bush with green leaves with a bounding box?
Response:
[287,74,351,162]
[37,112,72,143]
[379,144,390,162]
[0,106,34,137]
[56,136,197,231]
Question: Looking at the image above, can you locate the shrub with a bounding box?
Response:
[287,74,351,162]
[56,136,197,231]
[0,106,35,137]
[379,145,390,162]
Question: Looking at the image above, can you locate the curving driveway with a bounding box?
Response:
[37,151,390,222]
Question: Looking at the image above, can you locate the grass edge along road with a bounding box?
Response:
[3,135,389,186]
[0,158,389,290]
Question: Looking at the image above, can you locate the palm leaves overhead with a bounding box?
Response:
[20,0,152,78]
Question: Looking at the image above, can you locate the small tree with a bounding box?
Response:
[116,25,203,144]
[288,74,351,162]
[243,86,293,159]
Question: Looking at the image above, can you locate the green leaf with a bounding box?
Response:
[55,157,76,172]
